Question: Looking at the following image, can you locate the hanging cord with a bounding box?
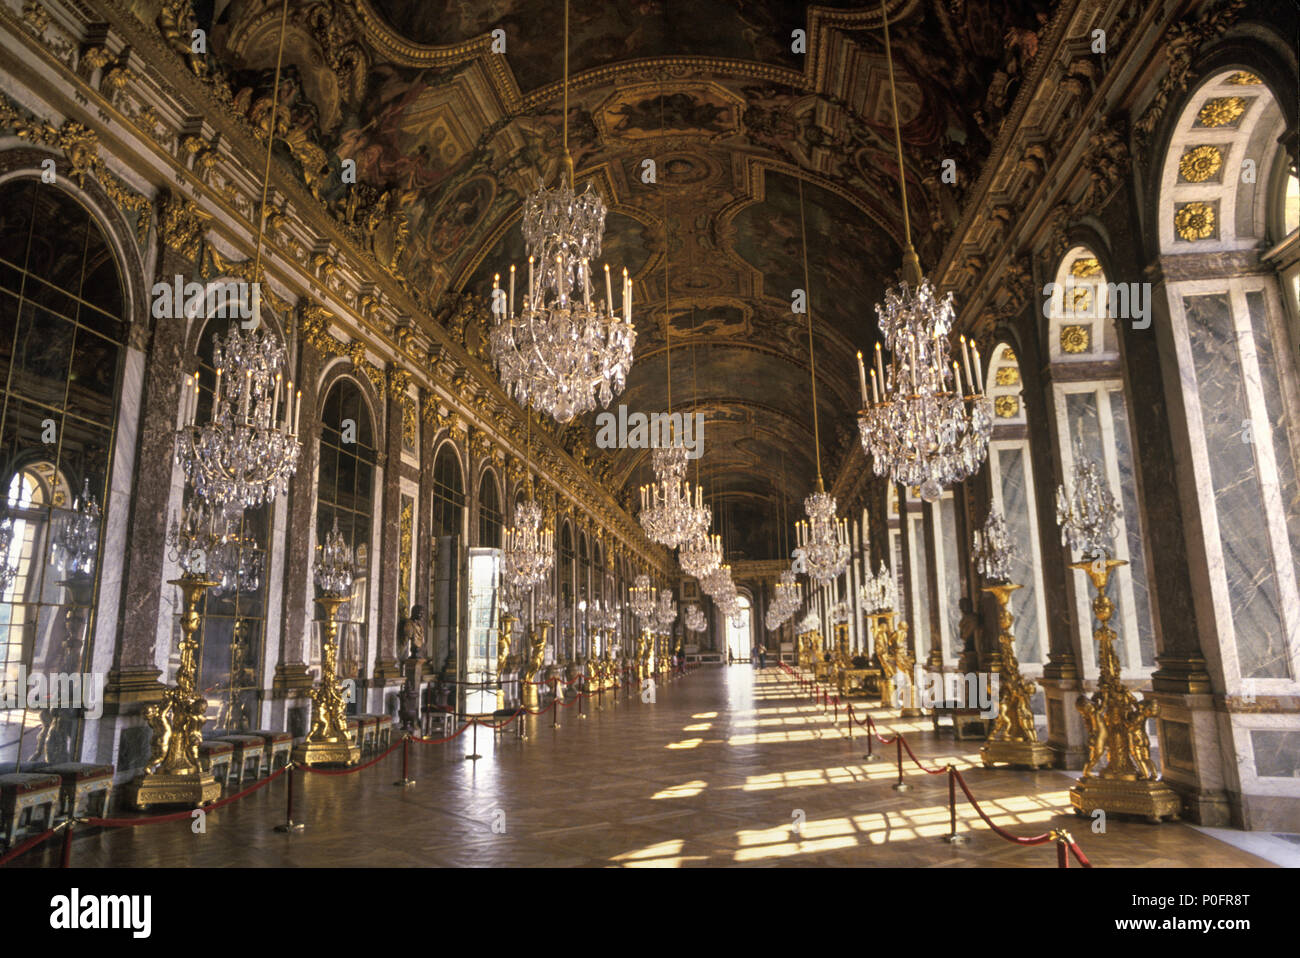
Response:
[661,81,672,418]
[252,0,291,282]
[797,178,823,488]
[881,0,922,285]
[562,0,573,188]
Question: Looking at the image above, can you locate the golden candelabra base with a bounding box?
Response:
[980,738,1054,769]
[1067,558,1179,822]
[1069,777,1181,823]
[132,771,221,810]
[292,738,360,767]
[133,575,220,809]
[979,582,1051,769]
[293,593,360,768]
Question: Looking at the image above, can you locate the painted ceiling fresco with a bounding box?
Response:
[208,0,1055,558]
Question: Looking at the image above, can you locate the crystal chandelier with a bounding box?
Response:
[535,585,557,625]
[684,603,707,632]
[314,518,355,597]
[787,176,850,585]
[1056,440,1120,559]
[797,485,850,583]
[772,569,802,623]
[700,562,731,599]
[652,590,677,633]
[53,478,101,576]
[503,499,555,590]
[858,561,897,613]
[176,322,302,515]
[679,530,722,580]
[832,600,851,625]
[972,508,1018,582]
[639,452,710,548]
[630,573,657,621]
[855,3,991,503]
[489,0,634,424]
[638,164,708,548]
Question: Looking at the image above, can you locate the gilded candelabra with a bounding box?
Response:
[891,622,923,717]
[1068,559,1179,821]
[979,583,1053,769]
[292,593,361,767]
[496,613,515,710]
[870,612,897,698]
[637,629,652,681]
[521,623,549,710]
[133,575,222,808]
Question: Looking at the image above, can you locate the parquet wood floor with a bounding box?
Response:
[13,667,1276,867]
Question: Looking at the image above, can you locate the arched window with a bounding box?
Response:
[885,484,908,625]
[1048,247,1157,676]
[477,469,501,548]
[932,488,963,666]
[900,485,930,656]
[316,379,376,683]
[0,180,126,767]
[984,344,1050,667]
[1158,69,1300,693]
[559,521,574,660]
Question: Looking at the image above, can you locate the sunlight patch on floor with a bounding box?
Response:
[651,780,708,800]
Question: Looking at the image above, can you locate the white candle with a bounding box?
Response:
[528,256,535,301]
[294,389,302,435]
[874,343,885,390]
[509,264,516,318]
[972,344,983,394]
[960,335,973,392]
[582,258,591,310]
[857,351,868,405]
[604,264,613,318]
[213,368,222,422]
[623,270,631,322]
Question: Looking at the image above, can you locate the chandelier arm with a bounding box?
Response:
[562,0,572,188]
[252,0,291,282]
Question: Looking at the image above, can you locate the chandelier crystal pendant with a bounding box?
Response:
[314,518,355,597]
[700,562,732,599]
[1056,439,1121,559]
[684,603,707,633]
[653,590,677,632]
[175,323,302,516]
[972,508,1018,583]
[489,0,634,424]
[854,0,991,503]
[858,561,897,613]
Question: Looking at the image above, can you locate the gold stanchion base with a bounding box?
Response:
[132,770,220,809]
[1069,776,1181,823]
[292,739,360,767]
[899,707,924,718]
[980,739,1054,769]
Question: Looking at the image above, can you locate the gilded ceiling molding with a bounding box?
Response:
[1131,0,1247,166]
[0,91,152,245]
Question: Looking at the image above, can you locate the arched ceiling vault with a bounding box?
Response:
[209,0,1054,559]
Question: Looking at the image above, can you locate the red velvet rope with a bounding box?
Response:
[0,826,59,866]
[409,720,475,744]
[80,765,291,828]
[899,735,947,775]
[472,709,524,731]
[1068,840,1092,867]
[949,767,1055,846]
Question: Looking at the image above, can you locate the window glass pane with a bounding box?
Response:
[1108,391,1156,667]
